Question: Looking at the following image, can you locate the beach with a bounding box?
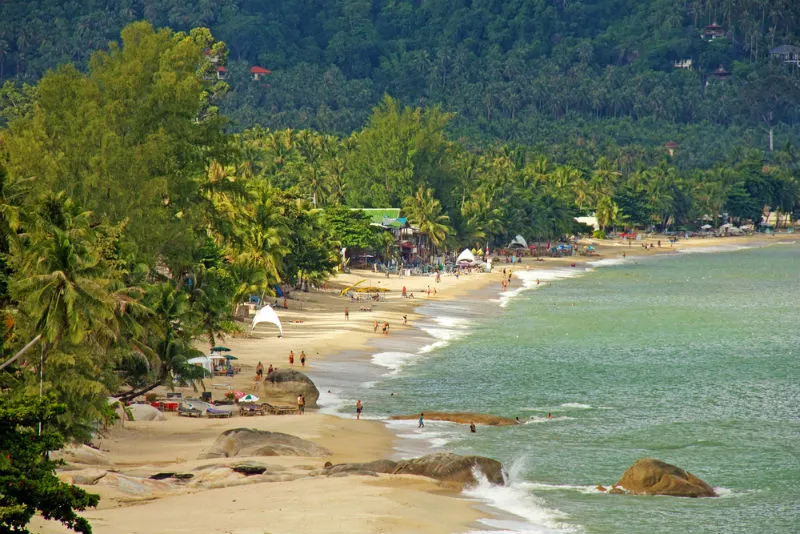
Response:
[31,233,799,534]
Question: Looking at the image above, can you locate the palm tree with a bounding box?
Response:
[402,186,451,260]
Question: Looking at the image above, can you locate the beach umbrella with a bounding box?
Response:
[239,394,260,403]
[211,346,231,352]
[232,391,247,400]
[224,355,239,360]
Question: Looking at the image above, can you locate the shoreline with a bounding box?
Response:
[32,233,799,534]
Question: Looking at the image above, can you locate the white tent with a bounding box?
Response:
[252,305,284,337]
[508,234,528,248]
[456,248,476,263]
[187,356,215,375]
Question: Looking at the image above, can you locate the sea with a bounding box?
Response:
[314,241,800,534]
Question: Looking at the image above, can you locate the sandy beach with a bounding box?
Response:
[30,232,798,534]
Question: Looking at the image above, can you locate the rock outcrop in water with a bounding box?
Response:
[611,458,716,497]
[200,428,330,458]
[389,411,517,426]
[322,452,505,487]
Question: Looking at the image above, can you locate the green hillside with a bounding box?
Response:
[2,1,799,164]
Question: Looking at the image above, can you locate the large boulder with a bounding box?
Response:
[390,412,517,426]
[127,403,167,422]
[614,458,716,497]
[323,459,399,476]
[53,445,109,466]
[199,428,331,459]
[263,369,319,408]
[393,453,504,486]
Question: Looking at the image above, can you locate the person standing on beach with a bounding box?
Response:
[344,306,349,320]
[300,351,307,366]
[256,361,264,379]
[418,412,424,428]
[374,320,379,333]
[402,314,407,325]
[356,400,363,420]
[289,351,295,366]
[297,394,305,414]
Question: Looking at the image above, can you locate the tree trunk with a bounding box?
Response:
[769,127,774,152]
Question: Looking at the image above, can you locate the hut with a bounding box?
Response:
[664,141,678,157]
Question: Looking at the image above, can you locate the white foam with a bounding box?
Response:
[371,351,420,374]
[464,475,576,533]
[525,415,572,424]
[676,244,755,254]
[588,257,627,268]
[560,403,592,409]
[417,315,473,353]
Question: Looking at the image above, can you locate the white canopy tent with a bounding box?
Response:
[456,248,477,264]
[252,305,284,337]
[508,234,528,248]
[186,356,215,375]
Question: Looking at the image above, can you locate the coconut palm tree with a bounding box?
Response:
[402,186,451,260]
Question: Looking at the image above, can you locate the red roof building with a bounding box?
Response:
[250,66,272,80]
[216,66,228,80]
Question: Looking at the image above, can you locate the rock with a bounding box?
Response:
[393,453,505,486]
[263,369,320,408]
[96,473,173,497]
[595,484,607,492]
[59,468,108,485]
[324,459,398,476]
[127,403,167,422]
[232,462,269,475]
[614,458,716,497]
[389,412,517,426]
[199,428,331,459]
[53,445,109,466]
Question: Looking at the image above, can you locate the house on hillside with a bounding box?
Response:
[673,58,693,70]
[250,66,272,80]
[770,45,800,65]
[664,141,679,157]
[216,66,228,80]
[703,22,725,41]
[710,65,730,79]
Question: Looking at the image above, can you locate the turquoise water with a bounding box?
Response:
[351,243,800,533]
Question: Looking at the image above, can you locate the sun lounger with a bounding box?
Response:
[178,404,203,417]
[261,402,295,415]
[206,406,232,418]
[239,404,266,416]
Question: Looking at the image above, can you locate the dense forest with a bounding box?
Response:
[1,1,800,165]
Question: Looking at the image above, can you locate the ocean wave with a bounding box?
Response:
[417,315,473,353]
[560,403,593,409]
[525,416,573,424]
[524,482,603,495]
[464,474,577,533]
[676,244,756,254]
[370,351,419,374]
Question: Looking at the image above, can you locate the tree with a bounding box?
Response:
[322,206,378,252]
[0,396,99,533]
[402,186,451,259]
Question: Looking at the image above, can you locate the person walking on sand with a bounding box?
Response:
[418,412,424,428]
[297,394,305,414]
[402,286,407,298]
[289,350,295,366]
[300,350,307,367]
[382,321,390,335]
[344,306,349,320]
[402,314,407,325]
[427,286,431,297]
[356,400,363,420]
[374,320,379,333]
[256,361,264,379]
